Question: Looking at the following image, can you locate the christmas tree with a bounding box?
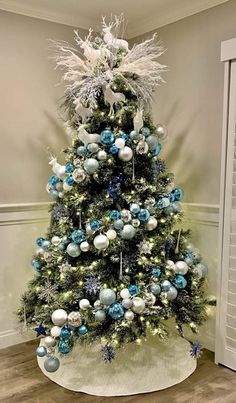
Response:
[18,16,210,373]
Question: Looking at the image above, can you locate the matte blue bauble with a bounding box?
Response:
[174,188,184,201]
[120,224,136,240]
[95,310,106,322]
[142,127,150,137]
[150,284,161,295]
[99,288,116,305]
[77,325,88,335]
[60,326,72,339]
[110,210,120,220]
[152,267,161,277]
[138,209,150,222]
[77,146,87,156]
[195,263,208,277]
[130,130,140,140]
[130,203,140,214]
[65,176,74,186]
[41,240,50,250]
[108,303,125,320]
[146,135,159,150]
[31,259,41,272]
[48,175,60,186]
[174,274,187,289]
[100,129,115,145]
[36,346,47,357]
[114,219,124,230]
[90,220,101,231]
[152,143,162,156]
[172,202,182,213]
[109,145,119,154]
[65,163,75,173]
[36,237,44,247]
[44,356,60,372]
[128,285,139,296]
[71,229,86,244]
[84,158,99,174]
[66,242,80,257]
[58,340,71,354]
[166,286,178,301]
[161,280,171,292]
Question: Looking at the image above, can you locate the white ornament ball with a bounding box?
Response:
[94,300,102,309]
[79,298,90,310]
[124,310,135,321]
[115,138,125,149]
[118,146,133,162]
[93,234,109,250]
[51,236,61,246]
[122,298,133,309]
[63,182,73,191]
[36,248,44,256]
[51,309,67,326]
[175,261,189,275]
[97,150,107,161]
[68,311,82,327]
[146,216,158,231]
[44,336,56,348]
[120,288,131,299]
[50,326,61,338]
[132,218,140,228]
[132,297,146,314]
[84,158,99,174]
[80,241,90,252]
[106,229,117,240]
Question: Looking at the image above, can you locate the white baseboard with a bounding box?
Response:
[0,328,35,349]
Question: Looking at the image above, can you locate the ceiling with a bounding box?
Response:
[0,0,229,38]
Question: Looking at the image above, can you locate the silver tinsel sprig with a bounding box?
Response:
[190,342,203,359]
[101,344,115,363]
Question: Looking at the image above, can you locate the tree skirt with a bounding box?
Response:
[37,332,196,396]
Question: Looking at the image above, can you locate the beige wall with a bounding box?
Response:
[0,10,87,203]
[131,0,236,205]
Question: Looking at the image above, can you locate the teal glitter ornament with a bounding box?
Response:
[174,274,187,289]
[128,285,139,295]
[138,209,150,222]
[95,309,106,321]
[150,284,161,295]
[100,129,115,145]
[114,219,124,230]
[84,158,99,174]
[31,259,42,272]
[77,325,88,335]
[99,288,116,305]
[173,188,184,201]
[48,175,60,187]
[44,356,60,372]
[66,242,81,257]
[65,163,75,173]
[108,303,124,320]
[60,326,72,339]
[161,280,171,291]
[109,145,119,154]
[36,346,47,357]
[36,237,44,247]
[58,339,71,354]
[110,210,120,220]
[152,267,161,277]
[65,176,74,186]
[90,220,101,231]
[71,229,86,244]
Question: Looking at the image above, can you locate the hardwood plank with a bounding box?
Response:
[0,340,235,403]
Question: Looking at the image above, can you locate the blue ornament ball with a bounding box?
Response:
[195,263,208,277]
[66,242,81,257]
[121,132,129,142]
[58,340,71,354]
[172,202,182,213]
[48,175,60,187]
[62,235,69,244]
[65,163,75,173]
[168,193,176,202]
[100,129,115,145]
[161,280,171,292]
[84,158,99,174]
[41,240,50,250]
[108,186,118,198]
[36,237,45,247]
[109,145,119,154]
[95,310,106,322]
[174,188,184,201]
[99,288,116,305]
[128,285,139,296]
[130,130,140,140]
[31,259,41,272]
[44,356,60,372]
[50,190,59,200]
[110,210,120,220]
[77,325,88,336]
[58,243,66,252]
[152,143,162,156]
[166,286,178,301]
[71,229,86,244]
[90,220,101,231]
[146,135,159,150]
[150,284,161,295]
[130,203,140,214]
[114,219,124,230]
[60,327,72,340]
[77,146,87,156]
[152,267,161,277]
[138,209,150,222]
[174,274,187,289]
[108,303,125,320]
[65,176,74,186]
[142,127,150,137]
[36,346,47,357]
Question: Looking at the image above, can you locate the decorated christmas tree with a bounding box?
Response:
[18,16,211,374]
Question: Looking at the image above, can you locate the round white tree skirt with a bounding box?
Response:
[37,332,196,396]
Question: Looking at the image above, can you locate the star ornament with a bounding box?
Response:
[35,324,47,337]
[138,240,153,254]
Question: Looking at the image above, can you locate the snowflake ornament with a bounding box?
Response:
[59,262,72,274]
[38,281,58,303]
[138,240,153,254]
[84,277,100,295]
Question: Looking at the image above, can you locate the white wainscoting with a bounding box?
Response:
[0,202,219,350]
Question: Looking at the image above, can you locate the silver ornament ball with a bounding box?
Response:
[118,146,133,162]
[66,242,81,257]
[146,216,158,231]
[99,288,116,305]
[93,234,109,250]
[44,336,56,348]
[166,286,178,301]
[44,356,60,373]
[84,158,99,174]
[120,224,136,240]
[51,309,68,326]
[124,310,135,321]
[132,297,146,314]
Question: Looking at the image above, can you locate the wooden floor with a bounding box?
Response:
[0,340,235,403]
